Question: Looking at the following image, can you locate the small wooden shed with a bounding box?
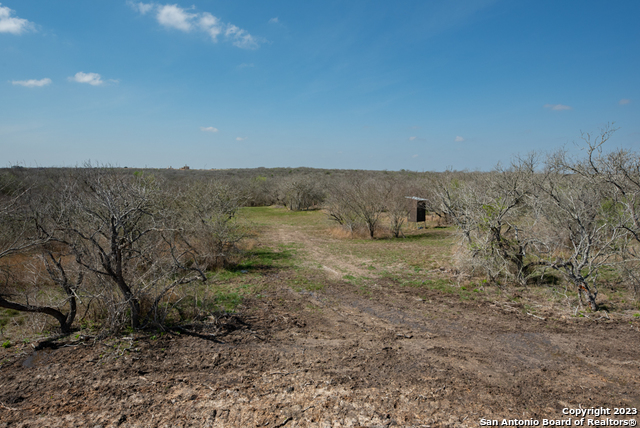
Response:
[406,196,428,222]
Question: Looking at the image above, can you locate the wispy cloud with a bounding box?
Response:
[130,2,260,49]
[268,17,279,24]
[455,136,465,142]
[0,4,34,34]
[12,78,51,87]
[619,99,631,105]
[409,136,417,141]
[412,154,419,158]
[544,104,572,111]
[69,72,110,86]
[200,126,218,133]
[236,137,247,141]
[128,1,154,15]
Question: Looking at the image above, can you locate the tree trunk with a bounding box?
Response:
[578,282,599,311]
[116,277,141,329]
[0,296,74,333]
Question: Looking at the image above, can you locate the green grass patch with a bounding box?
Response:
[211,245,297,277]
[213,291,243,312]
[240,206,327,228]
[290,271,326,292]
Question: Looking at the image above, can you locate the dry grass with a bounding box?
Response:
[327,226,370,240]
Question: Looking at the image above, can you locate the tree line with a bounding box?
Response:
[1,126,637,334]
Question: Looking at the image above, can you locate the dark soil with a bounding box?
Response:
[1,277,639,427]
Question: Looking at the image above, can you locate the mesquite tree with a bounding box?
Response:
[48,167,206,329]
[436,140,626,310]
[177,180,247,270]
[563,125,640,296]
[281,177,324,211]
[0,180,81,333]
[530,155,621,310]
[326,175,389,238]
[432,165,543,284]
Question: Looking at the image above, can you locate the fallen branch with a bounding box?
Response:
[274,417,292,427]
[0,401,18,411]
[527,312,545,320]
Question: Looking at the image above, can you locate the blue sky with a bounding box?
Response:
[1,1,638,170]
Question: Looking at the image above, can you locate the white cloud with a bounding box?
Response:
[157,4,194,31]
[0,3,34,34]
[127,1,154,14]
[236,137,246,141]
[619,99,631,105]
[225,24,258,49]
[69,72,104,86]
[131,3,260,48]
[409,136,417,141]
[412,154,419,158]
[268,17,279,24]
[200,126,218,133]
[12,78,51,87]
[544,104,572,111]
[199,12,222,40]
[455,136,465,142]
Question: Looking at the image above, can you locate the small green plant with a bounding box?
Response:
[2,340,11,348]
[633,313,640,318]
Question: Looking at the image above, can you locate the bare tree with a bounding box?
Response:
[522,153,622,310]
[435,146,622,311]
[561,125,640,296]
[432,163,545,284]
[177,180,247,270]
[281,177,324,211]
[0,183,80,333]
[325,175,389,238]
[385,177,414,238]
[47,167,206,329]
[325,185,362,234]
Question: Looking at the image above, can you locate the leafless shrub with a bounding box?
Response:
[280,177,324,211]
[0,180,82,333]
[563,124,640,297]
[325,175,389,238]
[529,155,621,310]
[176,180,247,270]
[435,128,632,310]
[37,166,207,329]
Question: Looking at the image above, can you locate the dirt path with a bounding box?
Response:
[269,224,379,279]
[1,221,639,427]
